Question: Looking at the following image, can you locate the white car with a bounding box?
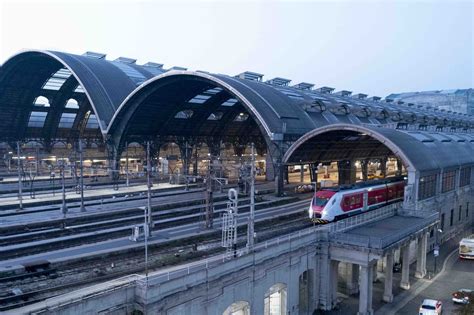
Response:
[419,299,442,315]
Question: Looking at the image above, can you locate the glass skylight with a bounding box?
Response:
[28,111,48,128]
[221,98,238,106]
[188,94,211,104]
[85,114,99,129]
[58,113,77,128]
[43,68,72,90]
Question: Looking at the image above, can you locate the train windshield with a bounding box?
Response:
[313,196,330,207]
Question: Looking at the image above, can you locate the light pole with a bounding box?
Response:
[17,141,23,210]
[78,139,85,212]
[434,228,442,274]
[247,143,256,251]
[60,160,68,228]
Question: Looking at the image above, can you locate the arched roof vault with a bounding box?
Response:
[107,71,287,151]
[284,124,474,173]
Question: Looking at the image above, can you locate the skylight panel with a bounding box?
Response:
[221,98,238,106]
[58,113,77,128]
[74,85,85,93]
[28,111,48,128]
[85,114,99,129]
[204,87,223,95]
[188,94,211,104]
[43,68,72,90]
[112,61,147,85]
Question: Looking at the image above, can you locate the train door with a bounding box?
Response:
[363,190,368,211]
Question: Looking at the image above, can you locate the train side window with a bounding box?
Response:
[343,198,350,207]
[332,198,336,205]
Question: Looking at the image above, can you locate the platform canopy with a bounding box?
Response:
[284,124,474,173]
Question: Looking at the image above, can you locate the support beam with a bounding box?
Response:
[400,245,411,290]
[300,164,304,183]
[337,160,356,185]
[361,159,369,182]
[383,251,394,303]
[415,233,428,279]
[358,264,374,315]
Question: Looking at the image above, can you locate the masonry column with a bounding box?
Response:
[347,263,359,295]
[400,244,411,290]
[415,233,428,279]
[358,264,374,315]
[372,261,378,283]
[383,250,394,303]
[330,260,339,308]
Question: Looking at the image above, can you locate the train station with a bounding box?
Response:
[0,50,473,315]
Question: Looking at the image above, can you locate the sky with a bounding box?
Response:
[0,0,472,97]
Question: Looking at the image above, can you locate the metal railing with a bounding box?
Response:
[141,225,328,286]
[332,212,438,249]
[328,202,400,234]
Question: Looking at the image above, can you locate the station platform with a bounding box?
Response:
[0,182,184,208]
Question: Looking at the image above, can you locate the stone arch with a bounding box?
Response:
[222,300,250,315]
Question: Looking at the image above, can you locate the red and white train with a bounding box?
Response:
[309,177,405,223]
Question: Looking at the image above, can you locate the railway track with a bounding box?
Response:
[0,211,312,311]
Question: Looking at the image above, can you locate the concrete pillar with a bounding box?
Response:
[383,251,394,303]
[380,157,387,178]
[330,260,339,308]
[361,159,368,181]
[396,159,403,176]
[358,265,374,315]
[346,263,359,295]
[400,244,411,290]
[372,262,378,283]
[415,233,428,279]
[265,154,275,181]
[338,160,356,185]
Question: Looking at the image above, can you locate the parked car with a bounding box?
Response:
[452,289,472,304]
[419,299,442,315]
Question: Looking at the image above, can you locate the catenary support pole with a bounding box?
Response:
[247,143,256,250]
[79,139,85,212]
[17,141,23,210]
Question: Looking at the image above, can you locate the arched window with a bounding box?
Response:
[65,98,79,109]
[264,283,287,315]
[223,301,250,315]
[34,96,50,107]
[174,110,194,119]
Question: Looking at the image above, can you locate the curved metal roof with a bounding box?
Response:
[0,49,473,174]
[284,124,474,173]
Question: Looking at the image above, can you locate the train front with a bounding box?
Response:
[308,190,336,224]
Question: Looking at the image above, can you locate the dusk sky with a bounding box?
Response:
[0,0,472,97]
